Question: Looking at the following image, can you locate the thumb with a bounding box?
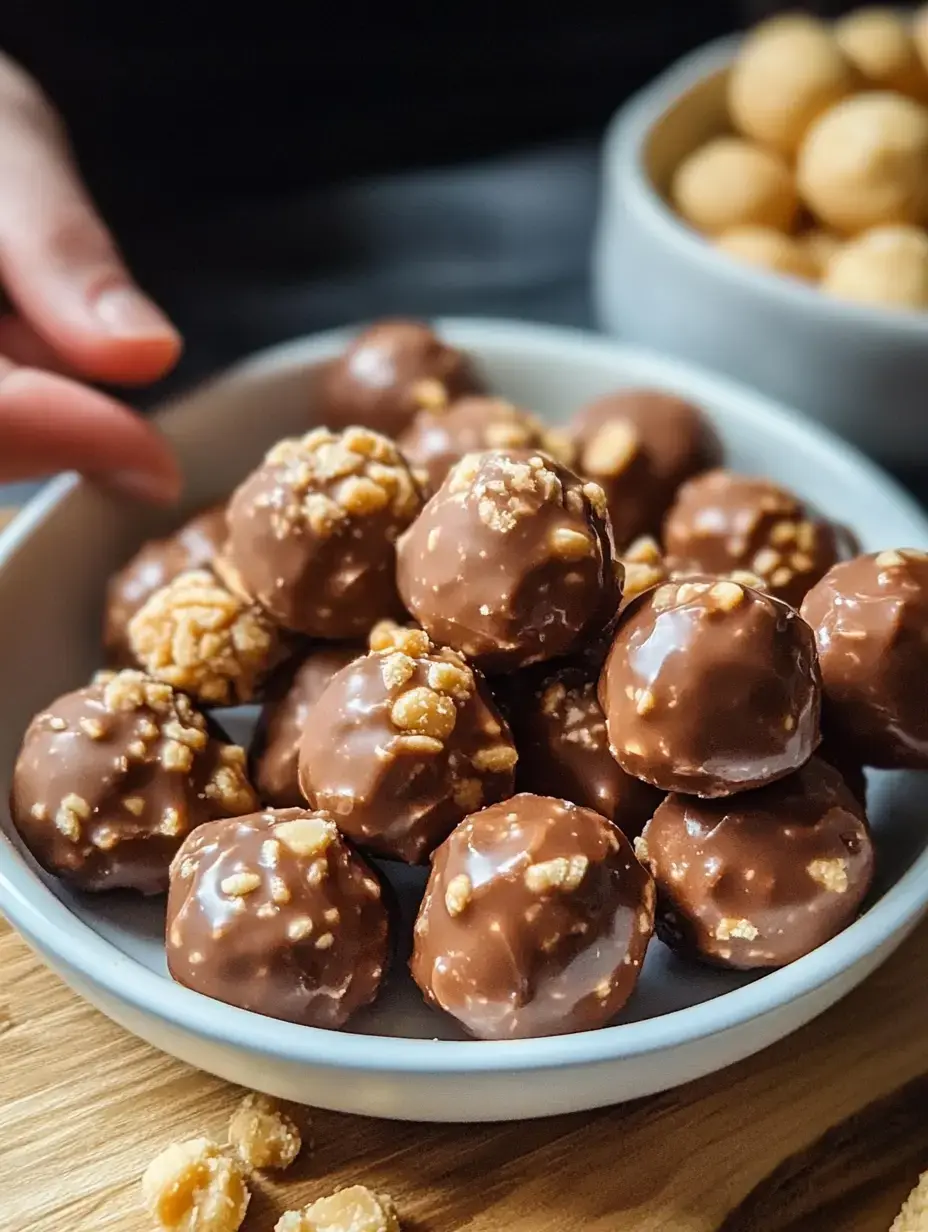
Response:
[0,59,181,385]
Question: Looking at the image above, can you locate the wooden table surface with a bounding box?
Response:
[1,505,927,1232]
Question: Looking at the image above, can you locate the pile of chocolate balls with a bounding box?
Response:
[10,320,928,1040]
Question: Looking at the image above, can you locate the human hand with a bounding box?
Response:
[0,52,182,503]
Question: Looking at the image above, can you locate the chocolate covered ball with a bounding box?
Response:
[220,427,423,639]
[498,658,663,839]
[250,644,363,808]
[600,576,821,797]
[569,390,722,549]
[167,808,389,1028]
[104,504,227,666]
[397,450,621,674]
[664,470,842,609]
[397,395,572,493]
[801,548,928,767]
[619,536,669,609]
[299,625,516,863]
[10,670,257,894]
[318,319,482,438]
[128,570,282,707]
[636,758,874,969]
[410,794,654,1039]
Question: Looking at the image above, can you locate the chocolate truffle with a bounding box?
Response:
[800,548,928,767]
[167,808,389,1028]
[398,396,572,493]
[251,644,363,808]
[410,794,655,1039]
[396,450,621,674]
[663,469,841,609]
[128,570,281,707]
[9,670,257,894]
[318,319,482,438]
[499,659,662,839]
[220,427,423,639]
[103,504,227,666]
[636,758,874,969]
[600,576,821,797]
[298,625,516,863]
[569,389,722,549]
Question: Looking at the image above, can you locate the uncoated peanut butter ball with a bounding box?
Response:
[801,549,928,768]
[636,758,874,969]
[167,808,390,1028]
[822,225,928,310]
[835,8,928,100]
[671,137,799,236]
[298,624,517,863]
[410,794,655,1039]
[599,576,821,797]
[221,427,424,639]
[396,449,621,674]
[715,227,820,283]
[10,670,257,894]
[569,389,722,549]
[318,319,483,439]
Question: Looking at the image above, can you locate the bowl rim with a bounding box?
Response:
[604,34,928,336]
[2,317,928,1078]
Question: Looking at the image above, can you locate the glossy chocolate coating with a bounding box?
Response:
[599,576,821,797]
[801,549,928,767]
[498,658,663,839]
[398,396,572,493]
[410,794,655,1039]
[636,758,874,969]
[9,670,257,894]
[663,469,841,609]
[569,389,722,549]
[251,644,364,808]
[318,319,483,439]
[166,808,389,1028]
[396,450,621,674]
[298,626,516,863]
[103,504,227,666]
[221,427,423,639]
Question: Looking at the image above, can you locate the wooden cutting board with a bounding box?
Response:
[1,502,927,1232]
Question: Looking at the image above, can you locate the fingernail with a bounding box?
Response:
[107,469,182,505]
[93,285,179,340]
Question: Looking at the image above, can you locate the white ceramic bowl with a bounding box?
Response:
[2,320,928,1123]
[593,37,928,466]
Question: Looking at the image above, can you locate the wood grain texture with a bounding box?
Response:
[2,916,927,1232]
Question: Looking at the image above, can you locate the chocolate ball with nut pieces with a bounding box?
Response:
[599,576,821,797]
[663,469,843,610]
[801,549,928,768]
[497,657,663,840]
[398,395,573,493]
[410,793,655,1039]
[127,569,283,707]
[636,757,874,970]
[10,669,258,894]
[167,807,390,1028]
[298,624,517,863]
[568,389,722,550]
[396,449,621,675]
[250,644,364,809]
[220,426,423,640]
[318,318,483,439]
[103,503,228,667]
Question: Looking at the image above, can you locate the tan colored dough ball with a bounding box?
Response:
[915,6,928,73]
[835,8,928,100]
[822,225,928,308]
[728,15,857,155]
[800,228,842,278]
[797,92,928,234]
[672,138,798,236]
[716,226,819,281]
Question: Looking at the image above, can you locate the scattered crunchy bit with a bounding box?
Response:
[128,570,278,706]
[228,1093,302,1171]
[892,1170,928,1232]
[275,1185,400,1232]
[142,1137,249,1232]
